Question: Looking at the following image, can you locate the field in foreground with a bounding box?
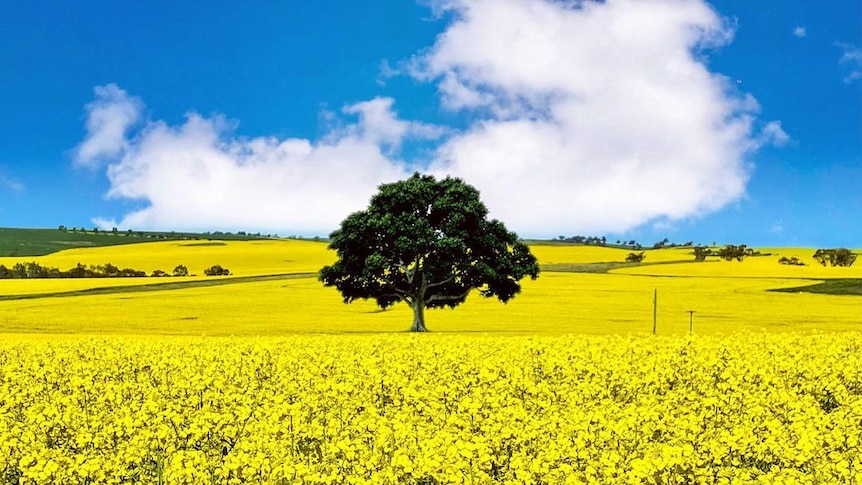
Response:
[1,333,860,484]
[0,240,860,484]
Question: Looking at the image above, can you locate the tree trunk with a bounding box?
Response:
[409,300,428,332]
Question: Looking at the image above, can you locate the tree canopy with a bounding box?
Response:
[319,173,539,332]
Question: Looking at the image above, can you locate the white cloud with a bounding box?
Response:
[75,84,143,167]
[0,171,24,193]
[769,220,784,235]
[416,0,775,236]
[793,27,806,38]
[81,90,430,234]
[838,43,862,83]
[756,121,790,147]
[79,0,784,238]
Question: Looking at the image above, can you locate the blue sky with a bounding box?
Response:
[0,0,859,247]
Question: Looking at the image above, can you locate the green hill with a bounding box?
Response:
[0,227,271,257]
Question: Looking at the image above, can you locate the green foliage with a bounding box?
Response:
[813,248,857,267]
[173,265,190,277]
[715,244,766,262]
[693,246,711,262]
[0,228,273,257]
[0,262,146,279]
[718,244,748,261]
[778,256,805,266]
[771,279,862,296]
[204,265,231,276]
[320,173,539,331]
[625,251,645,263]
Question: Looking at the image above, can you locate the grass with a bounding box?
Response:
[0,273,316,301]
[770,279,862,296]
[0,239,859,336]
[0,227,272,257]
[541,259,701,274]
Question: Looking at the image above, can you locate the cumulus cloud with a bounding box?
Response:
[756,121,790,147]
[75,84,143,167]
[793,27,806,38]
[837,43,862,83]
[78,89,440,234]
[0,170,24,193]
[78,0,784,237]
[414,0,777,236]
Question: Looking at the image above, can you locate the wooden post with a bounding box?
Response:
[687,310,696,334]
[652,289,657,335]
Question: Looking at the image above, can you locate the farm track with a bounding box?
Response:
[0,272,317,301]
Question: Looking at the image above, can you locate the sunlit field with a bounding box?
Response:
[614,247,862,280]
[0,238,332,278]
[2,334,860,484]
[1,239,860,484]
[0,240,858,335]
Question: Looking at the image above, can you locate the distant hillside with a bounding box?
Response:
[0,227,273,257]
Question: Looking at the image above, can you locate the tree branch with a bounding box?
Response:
[426,289,470,304]
[426,275,454,289]
[381,291,412,305]
[399,260,415,285]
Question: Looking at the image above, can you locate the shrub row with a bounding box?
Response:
[0,262,231,279]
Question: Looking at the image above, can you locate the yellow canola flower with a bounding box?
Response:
[0,332,861,484]
[1,241,860,335]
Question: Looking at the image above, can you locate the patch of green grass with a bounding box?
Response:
[770,279,862,296]
[541,262,639,273]
[0,273,317,301]
[0,227,269,257]
[541,259,694,274]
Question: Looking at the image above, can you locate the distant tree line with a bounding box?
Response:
[556,235,696,250]
[690,244,769,262]
[0,262,232,279]
[649,238,694,249]
[56,225,276,240]
[557,235,609,246]
[0,262,147,279]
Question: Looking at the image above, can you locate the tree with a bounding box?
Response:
[319,173,540,332]
[778,256,805,266]
[813,248,857,267]
[204,264,230,276]
[173,265,189,277]
[693,246,711,262]
[718,244,747,262]
[626,251,645,263]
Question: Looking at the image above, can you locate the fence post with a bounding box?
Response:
[652,289,657,335]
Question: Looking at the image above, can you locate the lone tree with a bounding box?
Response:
[320,173,540,332]
[813,248,857,267]
[626,251,645,263]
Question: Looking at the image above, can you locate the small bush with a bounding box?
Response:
[778,256,805,266]
[204,265,230,276]
[626,251,645,263]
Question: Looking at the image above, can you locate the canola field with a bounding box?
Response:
[0,239,859,335]
[1,334,861,484]
[1,240,860,484]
